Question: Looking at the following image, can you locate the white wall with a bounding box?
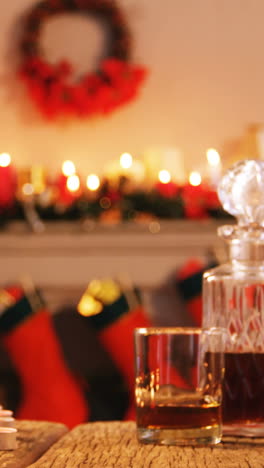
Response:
[0,0,263,177]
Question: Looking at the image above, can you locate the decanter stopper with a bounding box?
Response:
[218,159,264,227]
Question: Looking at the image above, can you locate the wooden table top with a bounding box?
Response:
[2,420,264,467]
[0,420,68,468]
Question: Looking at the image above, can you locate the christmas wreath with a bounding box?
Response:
[17,0,147,120]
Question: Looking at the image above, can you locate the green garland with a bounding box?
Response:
[0,184,231,229]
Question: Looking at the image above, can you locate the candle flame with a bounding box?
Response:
[67,174,80,192]
[62,160,76,177]
[86,174,100,191]
[189,171,202,186]
[120,153,133,169]
[158,170,171,184]
[206,148,221,166]
[0,153,11,167]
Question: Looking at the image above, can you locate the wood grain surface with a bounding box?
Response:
[0,420,68,468]
[28,421,264,468]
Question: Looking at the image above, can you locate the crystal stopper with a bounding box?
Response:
[218,159,264,227]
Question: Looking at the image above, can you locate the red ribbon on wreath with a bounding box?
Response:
[17,0,148,120]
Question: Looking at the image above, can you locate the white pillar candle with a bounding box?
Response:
[206,148,222,187]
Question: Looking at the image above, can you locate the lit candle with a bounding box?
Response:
[206,148,222,187]
[0,153,17,207]
[159,170,171,184]
[56,160,79,205]
[86,174,101,203]
[155,170,179,197]
[62,160,76,177]
[120,153,133,171]
[67,174,80,193]
[189,171,202,187]
[183,172,206,219]
[86,174,100,192]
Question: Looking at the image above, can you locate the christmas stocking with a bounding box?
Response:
[78,279,151,420]
[0,283,88,428]
[78,279,190,420]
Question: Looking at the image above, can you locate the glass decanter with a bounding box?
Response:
[202,159,264,437]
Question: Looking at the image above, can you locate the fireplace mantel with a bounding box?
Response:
[0,220,227,289]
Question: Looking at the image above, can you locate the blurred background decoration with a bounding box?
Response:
[0,148,231,231]
[16,0,148,120]
[1,1,264,182]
